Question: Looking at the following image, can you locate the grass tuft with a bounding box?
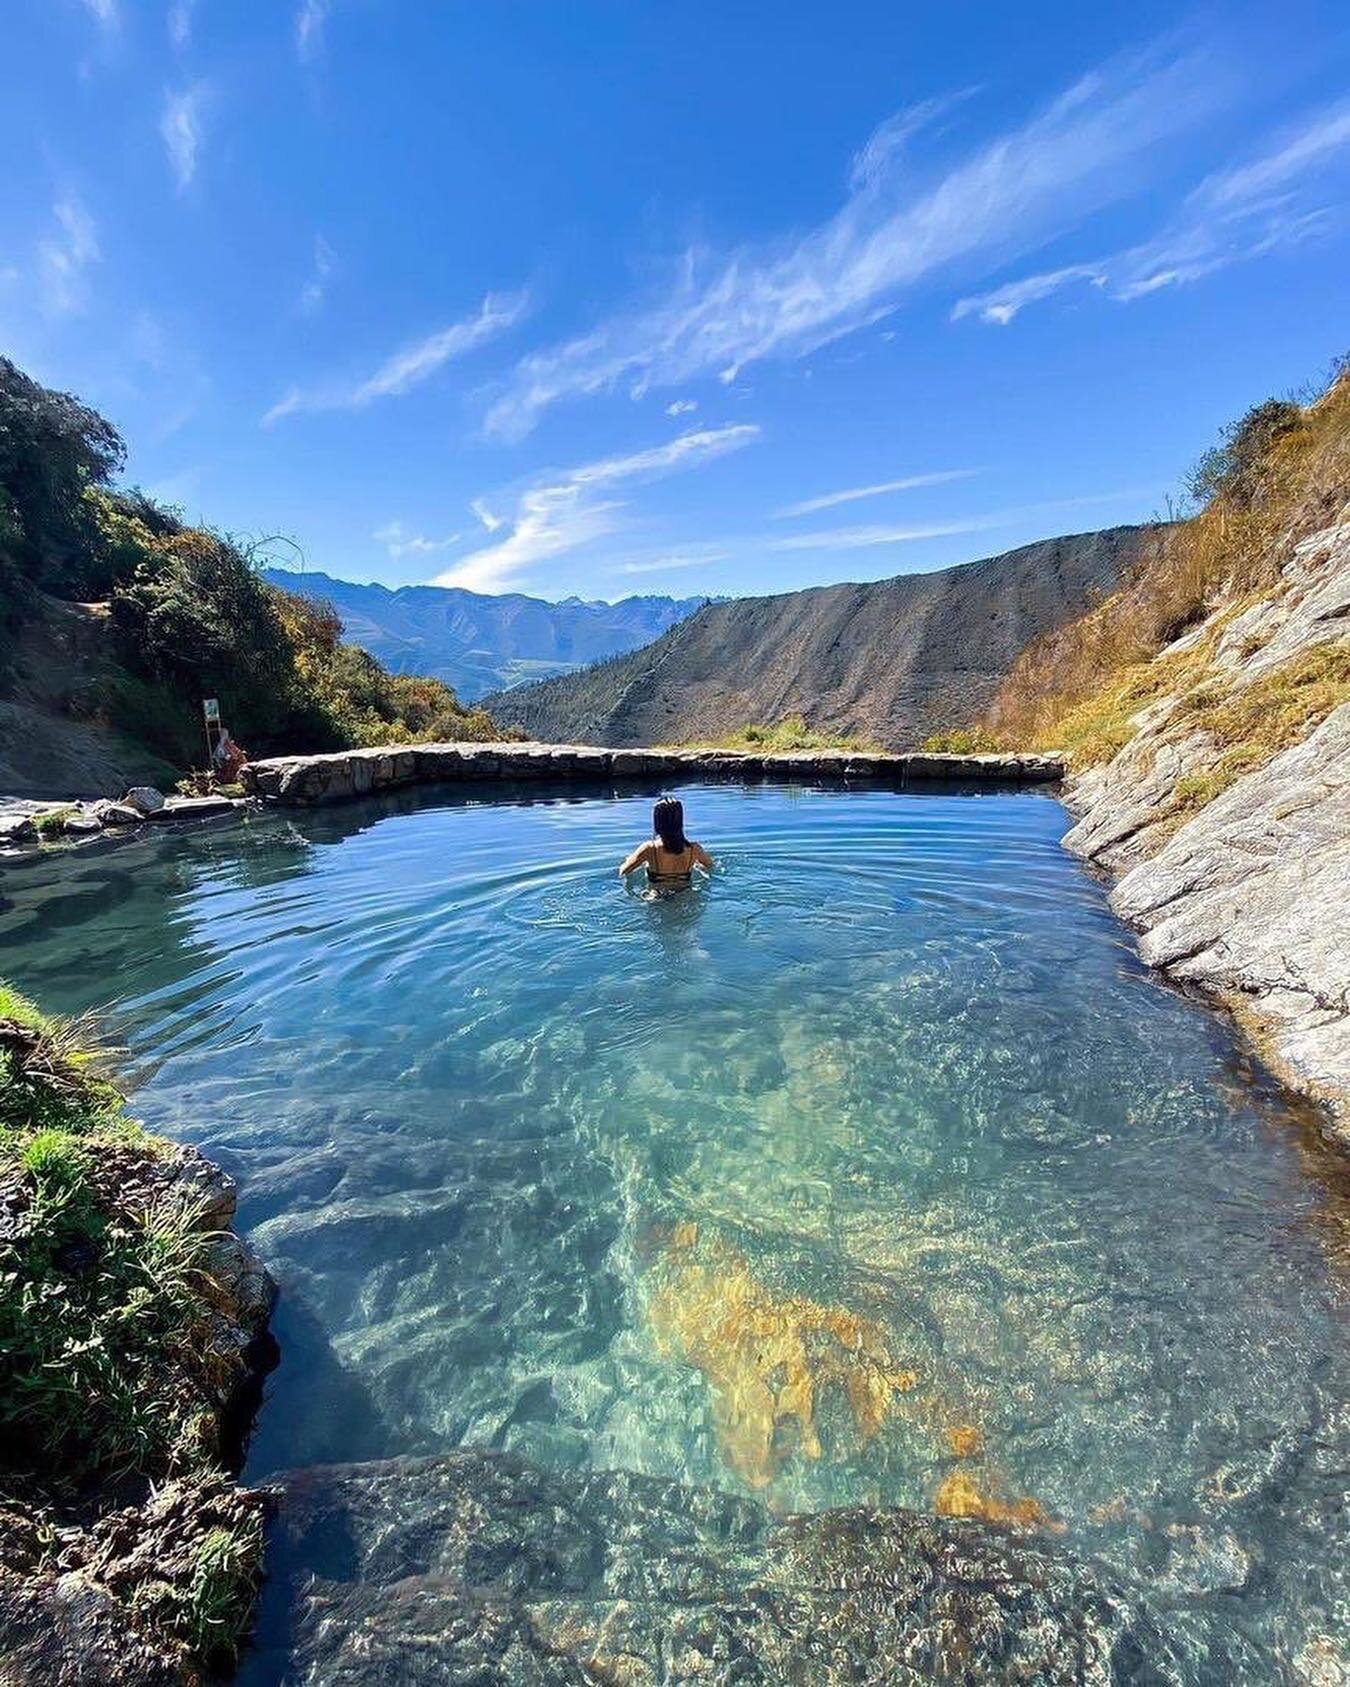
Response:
[920,727,1003,754]
[0,979,266,1672]
[667,715,880,753]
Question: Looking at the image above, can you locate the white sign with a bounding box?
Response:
[203,698,220,723]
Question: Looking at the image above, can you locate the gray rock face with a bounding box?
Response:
[91,800,144,826]
[244,1451,1224,1686]
[1063,518,1350,1134]
[0,1568,183,1686]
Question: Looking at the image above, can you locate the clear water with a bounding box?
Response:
[3,780,1349,1677]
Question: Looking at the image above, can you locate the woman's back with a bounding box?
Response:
[647,839,695,883]
[618,796,713,888]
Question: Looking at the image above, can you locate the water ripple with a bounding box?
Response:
[2,781,1349,1673]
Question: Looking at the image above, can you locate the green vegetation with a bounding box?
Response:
[919,726,1003,755]
[0,354,502,772]
[31,805,79,837]
[0,988,203,1481]
[0,980,265,1669]
[666,714,879,752]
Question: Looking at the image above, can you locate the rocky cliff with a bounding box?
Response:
[959,375,1350,1136]
[1060,515,1350,1136]
[487,526,1154,748]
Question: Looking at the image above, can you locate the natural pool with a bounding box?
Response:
[3,780,1348,1680]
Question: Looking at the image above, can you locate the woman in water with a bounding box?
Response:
[618,796,713,889]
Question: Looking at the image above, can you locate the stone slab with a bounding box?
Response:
[240,741,1063,806]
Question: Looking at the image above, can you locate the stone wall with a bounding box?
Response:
[239,741,1065,807]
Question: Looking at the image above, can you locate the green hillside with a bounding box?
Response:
[0,356,500,795]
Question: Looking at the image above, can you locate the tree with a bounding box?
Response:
[0,358,125,595]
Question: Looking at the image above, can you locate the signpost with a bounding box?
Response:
[203,698,221,771]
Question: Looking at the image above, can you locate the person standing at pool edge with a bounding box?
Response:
[619,796,714,889]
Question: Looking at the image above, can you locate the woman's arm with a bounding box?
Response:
[691,841,714,872]
[619,841,654,878]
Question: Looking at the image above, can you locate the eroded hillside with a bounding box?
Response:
[488,526,1153,749]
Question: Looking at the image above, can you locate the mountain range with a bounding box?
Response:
[486,526,1157,748]
[261,570,710,701]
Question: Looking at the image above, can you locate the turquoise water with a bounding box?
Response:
[3,780,1348,1675]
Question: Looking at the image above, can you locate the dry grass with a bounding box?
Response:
[665,715,879,753]
[1167,639,1350,813]
[984,370,1350,766]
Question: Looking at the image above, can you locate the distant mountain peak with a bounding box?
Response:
[261,569,708,700]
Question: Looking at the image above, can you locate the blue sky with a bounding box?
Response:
[3,2,1348,602]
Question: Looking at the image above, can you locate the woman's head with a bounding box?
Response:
[653,796,687,853]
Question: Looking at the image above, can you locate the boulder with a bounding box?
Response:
[0,812,37,846]
[92,801,143,827]
[0,1568,182,1687]
[155,795,236,821]
[123,786,166,816]
[245,1449,1248,1686]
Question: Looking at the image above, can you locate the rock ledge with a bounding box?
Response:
[240,741,1064,806]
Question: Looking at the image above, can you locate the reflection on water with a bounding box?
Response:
[2,779,1349,1678]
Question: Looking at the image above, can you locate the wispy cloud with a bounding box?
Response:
[770,489,1153,553]
[374,522,462,559]
[298,234,336,314]
[264,290,527,424]
[167,0,195,48]
[295,0,328,62]
[666,398,698,417]
[484,42,1233,437]
[161,84,208,191]
[776,468,981,518]
[612,546,728,576]
[951,265,1104,325]
[434,423,761,592]
[81,0,118,28]
[954,97,1350,324]
[469,498,503,533]
[37,197,99,316]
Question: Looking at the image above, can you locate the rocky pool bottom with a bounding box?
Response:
[2,779,1348,1684]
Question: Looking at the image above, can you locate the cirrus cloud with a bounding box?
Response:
[954,97,1350,324]
[433,423,761,593]
[483,41,1236,439]
[264,290,528,424]
[161,83,208,192]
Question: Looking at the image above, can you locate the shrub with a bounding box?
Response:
[1186,398,1304,510]
[666,715,878,752]
[0,358,507,762]
[921,726,1002,754]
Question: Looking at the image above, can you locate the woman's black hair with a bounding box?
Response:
[653,796,688,854]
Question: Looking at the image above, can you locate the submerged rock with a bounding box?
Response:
[244,1449,1227,1686]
